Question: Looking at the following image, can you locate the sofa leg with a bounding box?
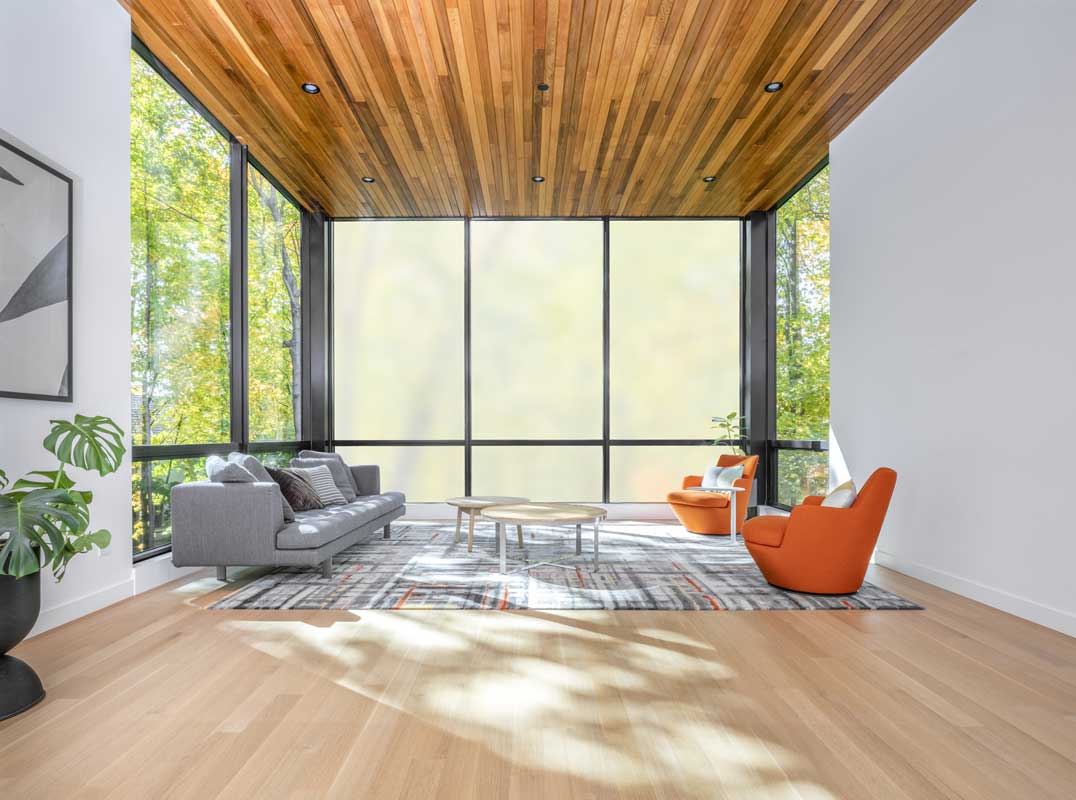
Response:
[321,557,332,579]
[383,523,391,539]
[216,566,227,582]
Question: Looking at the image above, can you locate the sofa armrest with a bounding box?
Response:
[170,481,285,567]
[801,495,825,506]
[349,464,381,496]
[682,475,703,490]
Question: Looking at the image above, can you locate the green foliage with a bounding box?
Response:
[710,411,746,454]
[775,166,831,504]
[0,416,125,580]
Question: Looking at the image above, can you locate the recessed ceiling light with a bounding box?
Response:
[537,82,550,92]
[301,82,321,94]
[702,175,717,183]
[532,175,545,183]
[764,81,784,93]
[361,176,376,184]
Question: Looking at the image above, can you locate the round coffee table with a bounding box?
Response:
[480,503,608,574]
[446,496,529,552]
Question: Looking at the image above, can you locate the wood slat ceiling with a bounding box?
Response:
[124,0,974,217]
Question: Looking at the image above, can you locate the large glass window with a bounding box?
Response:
[610,445,733,503]
[337,446,464,503]
[610,220,740,440]
[248,166,302,441]
[333,221,465,439]
[130,50,230,447]
[472,447,602,503]
[774,165,830,506]
[471,220,603,439]
[130,45,305,559]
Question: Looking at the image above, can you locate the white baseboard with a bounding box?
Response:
[875,549,1076,639]
[29,577,134,638]
[403,502,677,522]
[133,552,205,594]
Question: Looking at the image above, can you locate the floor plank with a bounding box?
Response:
[3,539,1075,799]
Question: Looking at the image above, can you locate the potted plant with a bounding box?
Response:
[711,411,747,454]
[0,414,125,720]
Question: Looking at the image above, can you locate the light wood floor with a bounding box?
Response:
[2,549,1075,799]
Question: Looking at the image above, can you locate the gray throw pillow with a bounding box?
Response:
[291,464,347,506]
[299,450,358,494]
[228,452,295,522]
[701,464,744,489]
[206,454,255,483]
[291,457,357,502]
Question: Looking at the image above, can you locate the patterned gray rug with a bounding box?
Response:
[210,521,921,612]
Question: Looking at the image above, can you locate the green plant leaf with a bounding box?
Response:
[0,488,86,578]
[13,468,93,505]
[43,415,126,477]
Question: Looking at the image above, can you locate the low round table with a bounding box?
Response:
[480,503,608,574]
[446,496,529,552]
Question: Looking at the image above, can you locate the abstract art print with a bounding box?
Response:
[0,136,73,401]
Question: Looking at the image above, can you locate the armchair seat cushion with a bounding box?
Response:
[276,492,405,549]
[742,515,788,548]
[667,489,730,508]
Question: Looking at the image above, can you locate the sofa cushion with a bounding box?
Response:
[228,452,294,522]
[267,467,324,512]
[206,454,255,483]
[291,456,357,502]
[276,492,405,550]
[299,450,359,494]
[667,489,730,508]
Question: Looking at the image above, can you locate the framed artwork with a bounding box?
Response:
[0,136,73,401]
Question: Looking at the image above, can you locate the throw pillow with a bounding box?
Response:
[291,457,357,502]
[821,479,858,508]
[701,464,744,489]
[299,450,358,494]
[206,454,255,483]
[290,464,347,506]
[230,453,294,521]
[266,467,325,512]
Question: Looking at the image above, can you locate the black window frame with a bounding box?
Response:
[329,216,746,503]
[130,36,315,562]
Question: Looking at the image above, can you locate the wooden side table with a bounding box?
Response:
[480,503,608,574]
[445,496,529,552]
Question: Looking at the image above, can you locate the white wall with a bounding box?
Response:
[1,0,134,634]
[831,0,1076,636]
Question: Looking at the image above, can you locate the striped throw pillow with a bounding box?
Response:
[292,464,347,506]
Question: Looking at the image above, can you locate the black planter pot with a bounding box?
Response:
[0,569,45,721]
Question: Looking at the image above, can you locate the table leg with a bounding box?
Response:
[516,525,524,548]
[468,511,476,553]
[498,522,506,574]
[593,518,600,571]
[454,508,463,544]
[575,524,582,555]
[729,491,737,545]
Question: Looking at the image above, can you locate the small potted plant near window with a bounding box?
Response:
[0,414,125,720]
[711,411,747,454]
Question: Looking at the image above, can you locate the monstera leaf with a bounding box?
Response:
[0,488,87,578]
[43,415,125,477]
[0,468,7,490]
[14,468,93,505]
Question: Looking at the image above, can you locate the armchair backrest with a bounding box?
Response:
[849,467,898,542]
[717,454,758,481]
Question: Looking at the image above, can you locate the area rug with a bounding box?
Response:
[210,521,920,612]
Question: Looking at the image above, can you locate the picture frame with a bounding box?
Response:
[0,135,73,402]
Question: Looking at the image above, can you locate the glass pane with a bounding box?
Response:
[130,51,231,446]
[471,221,603,438]
[333,221,464,439]
[776,166,830,440]
[251,448,298,469]
[610,220,740,439]
[471,446,602,502]
[248,167,302,441]
[777,449,829,507]
[336,446,463,502]
[132,456,205,555]
[610,445,735,502]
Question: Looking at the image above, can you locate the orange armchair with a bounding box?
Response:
[743,468,897,594]
[667,455,758,535]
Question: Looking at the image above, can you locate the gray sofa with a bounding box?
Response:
[171,463,405,580]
